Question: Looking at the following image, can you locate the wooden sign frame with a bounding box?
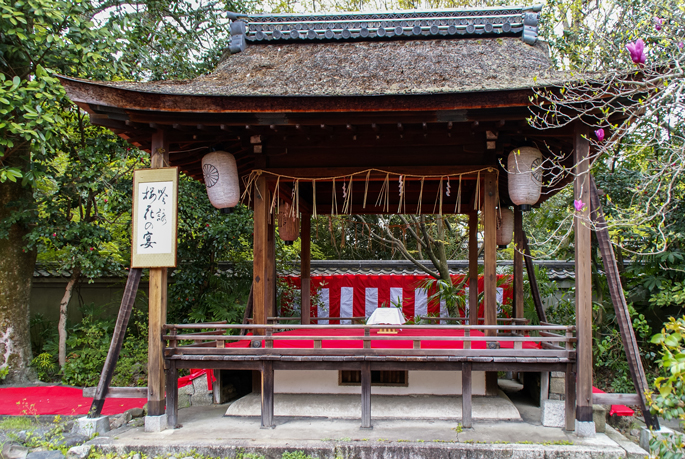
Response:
[131,167,179,268]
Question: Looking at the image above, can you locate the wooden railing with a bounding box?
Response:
[163,323,576,358]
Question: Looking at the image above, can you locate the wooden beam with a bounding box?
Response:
[253,175,270,331]
[165,360,178,428]
[84,385,146,399]
[468,212,479,326]
[574,122,593,426]
[262,166,492,179]
[513,207,524,319]
[462,362,472,428]
[261,360,274,428]
[87,268,142,417]
[361,361,372,429]
[301,214,311,325]
[590,176,660,430]
[592,393,641,406]
[148,129,169,417]
[483,171,497,334]
[565,363,576,431]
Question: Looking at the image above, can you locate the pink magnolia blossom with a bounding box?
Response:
[679,42,684,50]
[626,39,646,65]
[52,232,56,237]
[654,17,663,31]
[595,128,605,142]
[574,200,585,212]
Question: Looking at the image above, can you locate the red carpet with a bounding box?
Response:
[0,386,145,416]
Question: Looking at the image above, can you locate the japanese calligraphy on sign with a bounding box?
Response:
[131,167,179,268]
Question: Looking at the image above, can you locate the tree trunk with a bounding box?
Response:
[58,268,80,367]
[0,155,37,383]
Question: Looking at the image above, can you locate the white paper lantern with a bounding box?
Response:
[278,202,299,245]
[507,146,543,211]
[496,207,514,248]
[201,151,240,209]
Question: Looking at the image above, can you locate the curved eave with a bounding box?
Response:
[58,75,538,115]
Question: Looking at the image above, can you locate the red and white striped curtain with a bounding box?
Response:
[283,274,513,324]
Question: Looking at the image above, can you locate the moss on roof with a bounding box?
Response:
[98,37,569,97]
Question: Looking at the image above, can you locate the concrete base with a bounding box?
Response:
[144,415,168,433]
[640,426,674,451]
[575,420,596,437]
[89,404,645,459]
[541,400,565,427]
[75,416,110,436]
[225,392,521,421]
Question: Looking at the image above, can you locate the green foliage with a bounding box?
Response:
[31,352,59,382]
[280,452,317,459]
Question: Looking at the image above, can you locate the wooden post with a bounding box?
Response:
[483,171,497,334]
[522,231,547,323]
[590,177,660,430]
[165,360,178,428]
[261,360,274,428]
[468,212,479,326]
[462,362,472,428]
[301,214,311,325]
[540,372,549,404]
[148,129,168,418]
[574,123,593,429]
[88,268,142,417]
[253,175,270,331]
[565,363,576,431]
[361,361,372,429]
[513,206,524,319]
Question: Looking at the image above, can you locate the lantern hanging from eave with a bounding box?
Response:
[507,146,543,211]
[278,201,300,245]
[201,151,240,209]
[496,207,514,248]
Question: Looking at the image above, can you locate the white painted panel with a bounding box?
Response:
[390,287,403,307]
[317,288,329,325]
[365,288,378,317]
[414,288,428,319]
[274,370,486,395]
[340,287,354,324]
[440,299,447,324]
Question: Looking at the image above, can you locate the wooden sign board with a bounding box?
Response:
[131,167,179,268]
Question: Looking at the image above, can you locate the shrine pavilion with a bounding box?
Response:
[60,5,657,438]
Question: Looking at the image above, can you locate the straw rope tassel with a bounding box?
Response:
[312,180,317,218]
[455,175,462,214]
[475,171,481,211]
[332,178,338,216]
[269,176,280,216]
[417,178,425,215]
[363,171,371,208]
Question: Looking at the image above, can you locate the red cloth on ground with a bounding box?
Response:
[0,386,145,416]
[592,386,634,417]
[227,328,542,350]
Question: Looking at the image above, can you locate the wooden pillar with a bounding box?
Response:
[574,123,593,429]
[565,363,576,431]
[165,360,178,428]
[468,212,479,326]
[148,130,168,417]
[253,175,270,329]
[361,361,372,429]
[261,360,274,428]
[483,171,497,334]
[301,214,311,325]
[461,362,472,428]
[513,206,524,319]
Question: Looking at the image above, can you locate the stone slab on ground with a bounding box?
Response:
[640,425,674,451]
[75,416,109,437]
[225,393,521,421]
[605,425,648,459]
[88,404,642,459]
[144,416,167,433]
